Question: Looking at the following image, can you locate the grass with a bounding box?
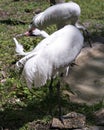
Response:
[0,0,104,129]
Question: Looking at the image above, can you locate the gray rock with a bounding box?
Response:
[51,112,86,129]
[94,108,104,125]
[73,126,104,130]
[89,126,104,130]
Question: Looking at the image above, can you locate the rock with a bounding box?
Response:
[74,128,88,130]
[89,126,104,130]
[51,112,86,129]
[74,126,104,130]
[94,108,104,125]
[28,120,50,130]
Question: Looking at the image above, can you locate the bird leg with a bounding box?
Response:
[48,76,62,118]
[56,72,64,119]
[48,77,54,116]
[48,76,63,118]
[56,79,62,118]
[56,76,65,125]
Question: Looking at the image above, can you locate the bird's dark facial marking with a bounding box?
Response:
[25,28,36,36]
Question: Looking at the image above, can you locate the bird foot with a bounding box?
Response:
[58,116,64,125]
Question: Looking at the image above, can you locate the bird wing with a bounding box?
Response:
[22,54,52,89]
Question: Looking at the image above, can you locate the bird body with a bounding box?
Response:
[16,1,90,46]
[14,25,84,89]
[30,2,80,30]
[22,1,90,46]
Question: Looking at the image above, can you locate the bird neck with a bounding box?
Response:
[40,30,49,38]
[75,22,86,31]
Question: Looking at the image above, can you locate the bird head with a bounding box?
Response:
[25,22,39,36]
[24,27,37,36]
[15,27,49,38]
[15,27,36,38]
[24,28,49,38]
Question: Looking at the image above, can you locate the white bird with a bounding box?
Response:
[15,1,91,47]
[25,1,81,37]
[24,1,91,47]
[14,25,84,89]
[14,25,84,117]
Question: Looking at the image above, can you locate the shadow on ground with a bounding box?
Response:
[0,89,73,130]
[65,41,104,104]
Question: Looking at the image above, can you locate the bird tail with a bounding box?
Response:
[22,55,52,89]
[13,37,30,56]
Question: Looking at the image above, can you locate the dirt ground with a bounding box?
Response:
[65,38,104,105]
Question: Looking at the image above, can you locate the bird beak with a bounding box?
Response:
[24,31,36,36]
[15,28,37,38]
[15,33,25,37]
[24,28,38,36]
[24,31,31,36]
[24,28,42,37]
[15,31,33,38]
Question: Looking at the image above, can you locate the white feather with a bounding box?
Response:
[13,38,30,56]
[30,2,81,30]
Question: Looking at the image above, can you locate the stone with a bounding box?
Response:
[94,108,104,125]
[73,126,104,130]
[89,126,104,130]
[28,120,50,130]
[74,128,88,130]
[51,112,86,129]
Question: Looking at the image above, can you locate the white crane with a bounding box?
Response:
[22,1,91,46]
[14,25,84,88]
[16,1,91,46]
[24,1,81,37]
[14,25,84,116]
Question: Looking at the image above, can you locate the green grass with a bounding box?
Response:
[0,0,104,129]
